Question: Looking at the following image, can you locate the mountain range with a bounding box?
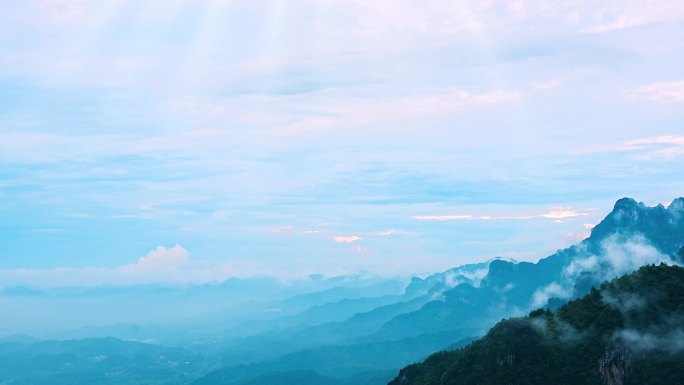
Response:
[194,197,684,384]
[0,197,682,385]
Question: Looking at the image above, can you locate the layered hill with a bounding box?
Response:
[389,263,684,385]
[3,198,682,385]
[195,198,684,385]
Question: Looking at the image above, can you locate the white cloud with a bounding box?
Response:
[532,282,569,308]
[563,223,596,242]
[112,213,156,219]
[302,230,322,234]
[259,87,524,139]
[0,245,247,287]
[625,81,684,103]
[333,235,362,243]
[579,1,684,33]
[413,214,475,221]
[616,328,684,353]
[532,80,564,92]
[541,207,592,220]
[530,234,677,309]
[133,245,189,269]
[622,135,684,158]
[414,207,595,222]
[376,229,412,236]
[350,245,369,254]
[266,225,295,234]
[582,135,684,159]
[337,0,684,43]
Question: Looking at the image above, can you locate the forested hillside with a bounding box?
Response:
[390,264,684,385]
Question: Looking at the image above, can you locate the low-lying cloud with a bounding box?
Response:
[615,327,684,354]
[531,234,676,308]
[0,245,252,287]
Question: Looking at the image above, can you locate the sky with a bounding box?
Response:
[1,0,684,287]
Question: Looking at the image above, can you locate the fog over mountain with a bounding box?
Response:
[1,197,682,385]
[390,264,684,385]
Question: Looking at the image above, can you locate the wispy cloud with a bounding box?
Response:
[112,213,156,219]
[625,81,684,103]
[532,80,564,92]
[413,214,475,221]
[333,235,363,243]
[376,229,412,236]
[622,135,684,158]
[350,245,369,254]
[580,135,684,159]
[414,207,596,222]
[302,230,322,235]
[266,225,295,234]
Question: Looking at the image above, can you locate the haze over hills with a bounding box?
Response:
[191,197,684,384]
[0,198,682,385]
[390,263,684,385]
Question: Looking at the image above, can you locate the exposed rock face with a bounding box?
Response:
[598,345,632,385]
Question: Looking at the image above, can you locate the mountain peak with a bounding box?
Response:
[611,197,644,212]
[669,197,684,211]
[587,196,684,256]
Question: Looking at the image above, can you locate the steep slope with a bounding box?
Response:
[390,264,684,385]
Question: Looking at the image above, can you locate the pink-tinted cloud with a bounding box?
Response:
[350,245,369,254]
[333,235,362,243]
[376,229,412,236]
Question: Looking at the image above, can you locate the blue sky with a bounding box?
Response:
[1,0,684,286]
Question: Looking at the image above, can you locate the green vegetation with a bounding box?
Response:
[390,264,684,385]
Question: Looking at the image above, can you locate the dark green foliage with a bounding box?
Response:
[527,308,551,318]
[389,264,684,385]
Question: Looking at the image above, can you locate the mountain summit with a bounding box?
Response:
[590,197,684,255]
